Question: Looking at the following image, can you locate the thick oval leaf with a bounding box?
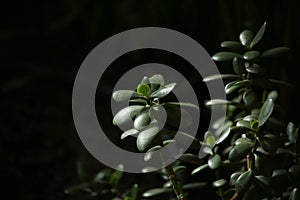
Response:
[149,74,165,85]
[205,99,241,107]
[216,121,233,144]
[229,172,243,186]
[229,141,254,162]
[137,84,150,96]
[267,90,278,101]
[178,153,202,164]
[191,164,209,175]
[142,188,172,197]
[136,120,160,152]
[221,41,243,49]
[243,89,259,107]
[121,129,139,140]
[225,80,248,94]
[183,182,208,190]
[234,137,255,146]
[236,120,252,130]
[150,83,176,98]
[243,51,260,61]
[290,188,300,200]
[208,154,221,170]
[243,185,259,200]
[203,74,240,82]
[173,166,187,174]
[232,57,245,75]
[259,134,281,153]
[245,64,265,75]
[289,165,300,187]
[250,22,267,48]
[134,109,151,130]
[212,179,227,188]
[163,102,199,110]
[235,170,253,194]
[212,52,242,61]
[261,47,290,59]
[144,145,162,161]
[113,105,144,126]
[239,30,254,46]
[149,105,167,129]
[258,98,274,127]
[112,90,139,102]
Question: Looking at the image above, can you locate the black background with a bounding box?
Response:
[1,0,300,199]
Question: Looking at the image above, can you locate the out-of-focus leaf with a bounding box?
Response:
[290,188,300,200]
[203,74,240,82]
[225,80,248,94]
[144,145,162,161]
[163,105,193,128]
[243,89,259,107]
[233,57,245,75]
[267,90,278,101]
[239,30,254,46]
[178,153,202,164]
[216,121,233,144]
[205,99,242,107]
[269,79,295,89]
[64,182,90,194]
[258,99,274,127]
[212,179,227,188]
[243,51,260,61]
[150,83,176,98]
[250,22,267,48]
[191,164,209,175]
[208,154,221,170]
[142,188,172,197]
[173,166,187,174]
[183,182,208,190]
[163,102,199,110]
[121,129,139,140]
[212,52,242,61]
[235,170,253,194]
[136,120,160,152]
[287,122,298,144]
[289,165,300,187]
[130,184,139,200]
[250,77,273,89]
[113,106,144,126]
[261,47,290,59]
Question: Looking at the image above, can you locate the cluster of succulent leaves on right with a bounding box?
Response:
[193,22,300,199]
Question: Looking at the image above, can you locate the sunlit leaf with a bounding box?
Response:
[203,74,240,82]
[121,129,139,140]
[150,83,176,98]
[113,105,144,126]
[136,120,160,152]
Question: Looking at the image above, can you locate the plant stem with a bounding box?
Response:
[164,165,187,200]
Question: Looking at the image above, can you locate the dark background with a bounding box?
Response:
[1,0,300,199]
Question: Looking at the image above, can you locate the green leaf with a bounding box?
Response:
[290,188,300,200]
[137,84,150,96]
[121,129,139,140]
[287,122,298,143]
[243,89,259,107]
[245,64,265,75]
[261,47,290,59]
[149,74,165,85]
[149,105,167,129]
[212,52,242,61]
[212,179,227,188]
[229,172,243,186]
[130,184,139,200]
[183,182,208,190]
[173,166,187,174]
[267,90,278,101]
[136,120,160,152]
[178,153,203,164]
[176,131,201,149]
[258,99,274,127]
[243,51,260,61]
[150,83,176,98]
[163,139,176,146]
[288,165,300,187]
[216,121,233,144]
[202,74,240,82]
[206,135,216,146]
[225,80,247,94]
[142,188,172,197]
[221,41,243,49]
[236,120,252,130]
[113,105,144,126]
[239,30,254,46]
[235,170,253,194]
[144,145,162,161]
[113,90,140,102]
[141,76,149,84]
[269,79,295,89]
[205,99,242,107]
[134,109,151,130]
[259,134,281,153]
[250,22,267,48]
[234,137,255,146]
[208,154,221,170]
[232,57,246,75]
[229,140,254,162]
[191,164,209,175]
[163,102,199,110]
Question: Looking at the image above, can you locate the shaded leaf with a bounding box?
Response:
[212,179,227,188]
[287,122,298,144]
[221,41,243,49]
[205,99,242,107]
[258,99,274,127]
[136,120,160,152]
[216,121,233,144]
[235,170,253,194]
[239,30,254,46]
[142,188,172,197]
[290,188,300,200]
[250,21,267,48]
[173,166,187,174]
[233,57,245,75]
[134,109,151,130]
[229,172,243,186]
[191,164,209,175]
[163,102,199,110]
[183,182,208,190]
[243,51,260,61]
[246,64,265,75]
[243,89,259,107]
[208,154,221,170]
[212,52,242,61]
[178,153,202,164]
[267,90,278,101]
[261,47,290,59]
[113,105,144,126]
[144,145,162,161]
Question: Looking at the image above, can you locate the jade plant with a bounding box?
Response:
[66,22,299,200]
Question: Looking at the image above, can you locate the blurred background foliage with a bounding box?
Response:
[1,0,300,199]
